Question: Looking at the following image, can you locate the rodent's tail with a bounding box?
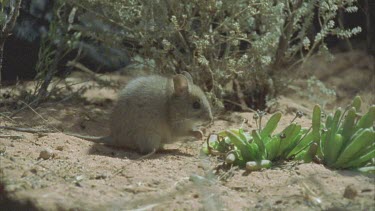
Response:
[65,133,114,145]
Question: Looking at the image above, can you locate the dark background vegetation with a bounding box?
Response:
[0,0,374,110]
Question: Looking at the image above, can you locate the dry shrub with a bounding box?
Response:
[48,0,362,110]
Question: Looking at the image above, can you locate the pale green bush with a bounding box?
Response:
[66,0,361,109]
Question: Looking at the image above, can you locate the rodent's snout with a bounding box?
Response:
[196,113,213,127]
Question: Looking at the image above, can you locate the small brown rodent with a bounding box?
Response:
[0,73,213,154]
[82,72,212,154]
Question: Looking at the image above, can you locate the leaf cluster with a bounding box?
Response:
[306,96,375,170]
[204,96,375,172]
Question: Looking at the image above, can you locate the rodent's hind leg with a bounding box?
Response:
[137,133,163,154]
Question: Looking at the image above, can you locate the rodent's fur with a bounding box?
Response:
[109,73,213,153]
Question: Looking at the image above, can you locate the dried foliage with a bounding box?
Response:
[38,0,363,109]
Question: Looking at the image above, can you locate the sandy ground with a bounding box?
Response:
[0,51,374,210]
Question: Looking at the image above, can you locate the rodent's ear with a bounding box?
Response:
[181,71,194,83]
[173,74,190,96]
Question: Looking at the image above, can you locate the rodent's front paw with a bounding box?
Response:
[189,130,203,140]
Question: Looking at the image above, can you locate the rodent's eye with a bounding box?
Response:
[192,101,201,109]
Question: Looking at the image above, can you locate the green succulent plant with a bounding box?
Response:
[204,96,375,172]
[306,96,375,170]
[203,111,312,170]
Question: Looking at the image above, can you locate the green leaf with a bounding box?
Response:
[341,128,364,152]
[342,146,375,168]
[331,107,343,134]
[278,124,301,158]
[323,108,342,159]
[355,105,375,130]
[325,113,333,129]
[356,140,375,157]
[282,132,304,158]
[252,130,266,158]
[238,129,249,143]
[304,142,318,163]
[260,112,282,141]
[321,128,332,159]
[265,136,280,161]
[312,105,321,144]
[341,107,357,147]
[325,134,344,166]
[312,105,322,158]
[201,146,209,155]
[321,113,333,156]
[294,149,308,160]
[287,131,314,159]
[219,129,239,137]
[248,142,262,161]
[357,166,375,173]
[351,96,362,111]
[334,128,375,167]
[226,130,252,161]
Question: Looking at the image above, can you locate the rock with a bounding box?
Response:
[38,148,54,160]
[190,130,204,140]
[343,184,357,199]
[55,146,64,151]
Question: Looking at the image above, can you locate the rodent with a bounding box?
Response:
[78,72,213,154]
[0,72,213,154]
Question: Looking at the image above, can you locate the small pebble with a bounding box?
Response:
[191,130,203,140]
[95,173,108,180]
[30,168,38,174]
[275,200,282,205]
[56,146,64,151]
[39,148,54,160]
[343,184,357,199]
[75,175,85,182]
